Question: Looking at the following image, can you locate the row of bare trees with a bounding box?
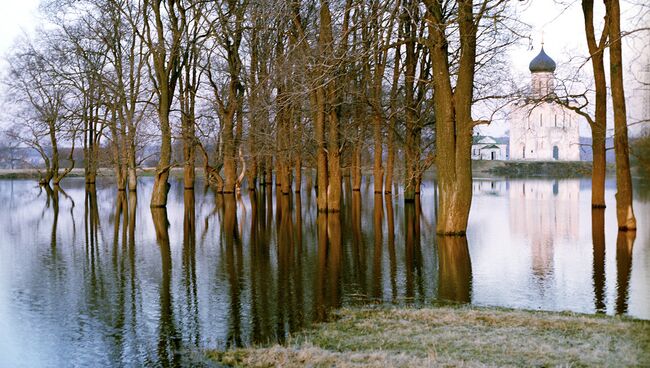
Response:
[2,0,640,233]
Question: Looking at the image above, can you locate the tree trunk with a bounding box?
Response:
[403,4,418,202]
[127,145,138,192]
[607,0,636,230]
[385,47,400,195]
[373,112,383,193]
[315,87,328,212]
[247,157,258,191]
[582,0,608,208]
[326,95,342,211]
[50,123,60,186]
[183,118,195,189]
[151,99,172,207]
[223,112,237,194]
[294,157,302,193]
[426,0,476,235]
[265,156,273,187]
[351,143,362,191]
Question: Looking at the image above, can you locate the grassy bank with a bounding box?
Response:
[471,160,608,178]
[208,306,649,367]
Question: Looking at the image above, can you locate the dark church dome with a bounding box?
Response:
[529,47,556,73]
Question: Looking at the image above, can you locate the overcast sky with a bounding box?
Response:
[0,1,646,137]
[0,0,40,58]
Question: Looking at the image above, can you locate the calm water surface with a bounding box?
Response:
[0,176,648,367]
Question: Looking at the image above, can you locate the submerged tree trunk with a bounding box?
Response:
[315,91,328,211]
[606,0,636,230]
[582,0,608,208]
[182,114,196,190]
[403,2,418,202]
[372,113,383,194]
[323,0,346,212]
[151,97,172,207]
[223,111,237,194]
[425,0,477,235]
[326,91,342,211]
[385,47,400,195]
[146,0,182,208]
[294,157,302,193]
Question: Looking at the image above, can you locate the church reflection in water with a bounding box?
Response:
[509,179,580,281]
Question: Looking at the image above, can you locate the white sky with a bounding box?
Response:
[0,0,40,58]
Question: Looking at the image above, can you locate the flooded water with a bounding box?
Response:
[0,176,648,367]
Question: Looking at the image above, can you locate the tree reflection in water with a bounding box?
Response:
[223,194,243,348]
[315,212,342,321]
[372,194,383,300]
[249,188,273,344]
[616,230,636,315]
[592,209,606,313]
[385,193,397,302]
[404,200,424,302]
[182,189,200,347]
[437,235,472,303]
[350,191,366,296]
[151,207,181,366]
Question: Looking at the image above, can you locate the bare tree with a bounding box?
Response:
[606,0,636,230]
[4,36,77,186]
[423,0,510,235]
[142,0,186,207]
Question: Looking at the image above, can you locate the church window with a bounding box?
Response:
[554,115,557,127]
[539,114,542,127]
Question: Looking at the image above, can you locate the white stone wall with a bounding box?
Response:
[509,100,581,161]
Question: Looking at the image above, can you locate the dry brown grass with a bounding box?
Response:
[207,306,650,367]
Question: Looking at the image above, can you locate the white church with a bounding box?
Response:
[508,46,581,161]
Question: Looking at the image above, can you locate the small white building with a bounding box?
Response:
[509,46,581,161]
[471,136,507,160]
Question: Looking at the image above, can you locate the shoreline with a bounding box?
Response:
[207,305,649,367]
[0,160,623,180]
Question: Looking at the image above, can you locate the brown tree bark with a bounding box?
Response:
[403,0,419,202]
[582,0,608,208]
[424,0,481,235]
[315,88,328,211]
[384,47,401,195]
[606,0,637,230]
[294,157,302,193]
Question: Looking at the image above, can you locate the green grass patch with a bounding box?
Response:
[207,306,649,367]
